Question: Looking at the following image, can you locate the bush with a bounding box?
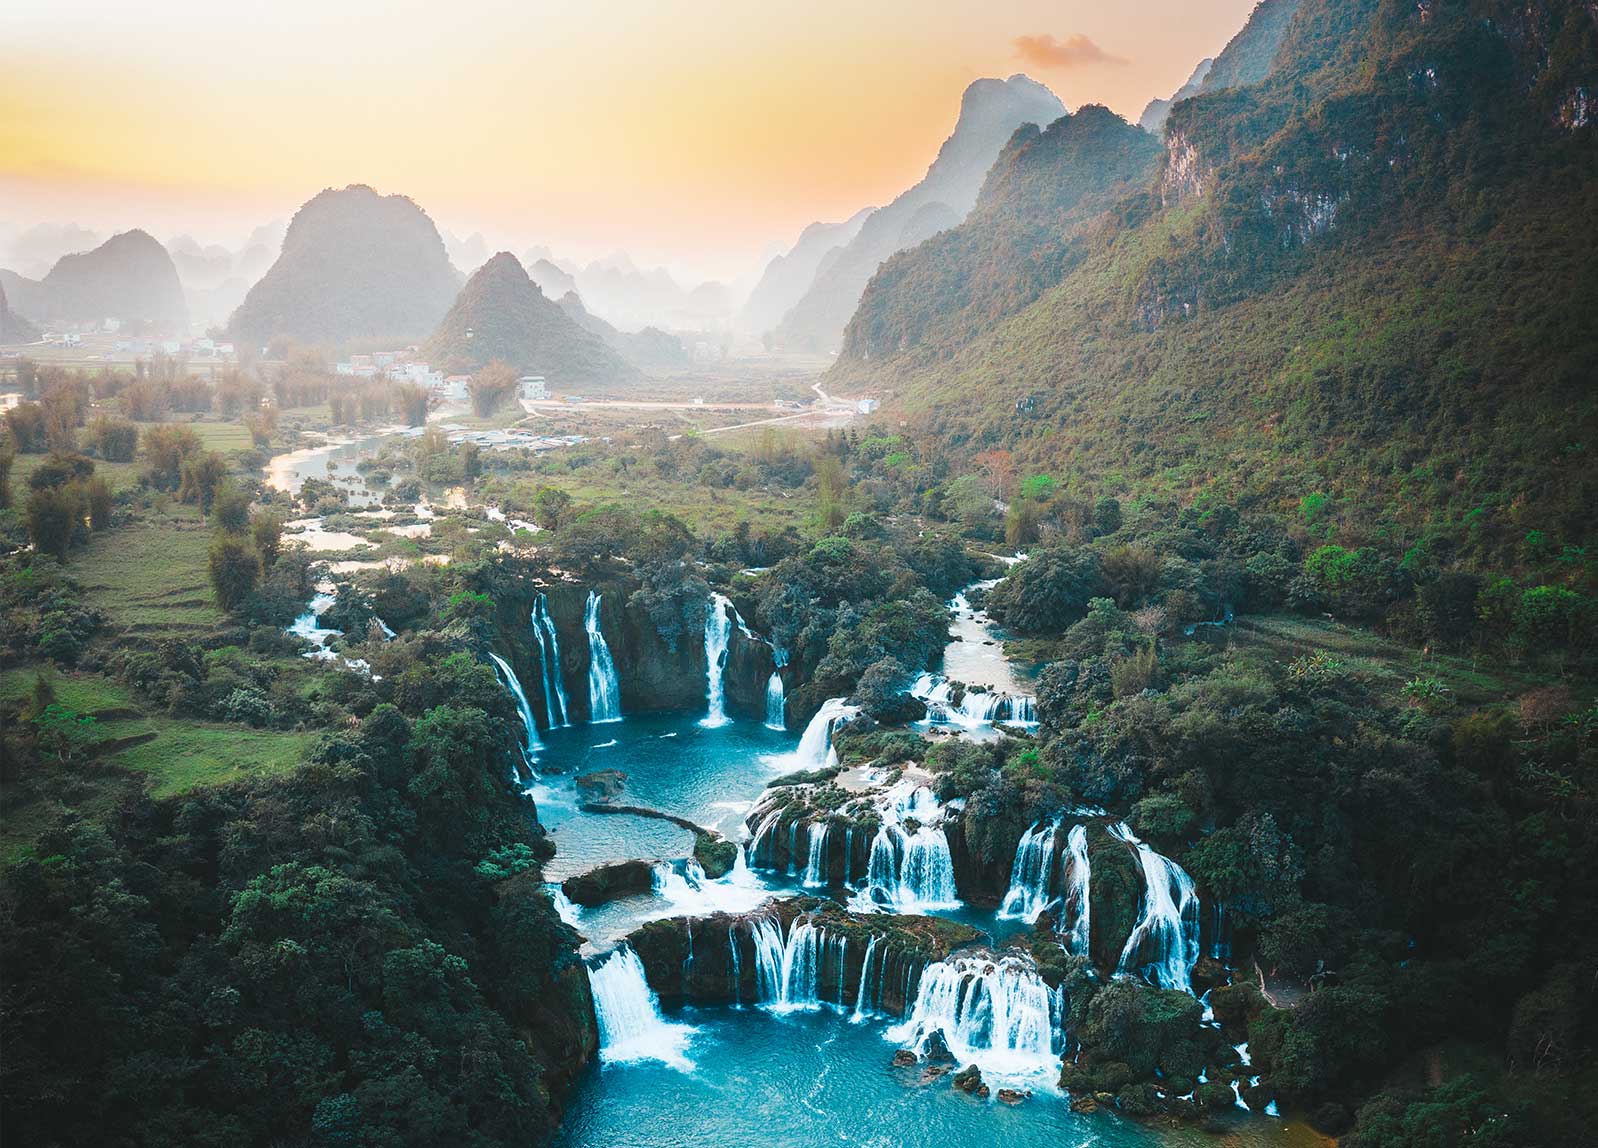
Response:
[208,534,262,612]
[87,417,139,462]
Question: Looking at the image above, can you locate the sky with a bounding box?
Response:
[1,0,1257,282]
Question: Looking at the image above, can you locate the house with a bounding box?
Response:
[856,398,880,414]
[518,376,548,400]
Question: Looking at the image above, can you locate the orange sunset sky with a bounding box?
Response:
[2,0,1258,280]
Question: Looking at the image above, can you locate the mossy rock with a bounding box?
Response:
[694,833,738,879]
[1086,823,1142,970]
[1117,1081,1163,1116]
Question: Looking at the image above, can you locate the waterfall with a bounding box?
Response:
[791,697,859,770]
[801,821,831,888]
[488,651,541,777]
[700,593,734,728]
[584,591,622,723]
[764,672,786,730]
[997,820,1059,923]
[587,945,696,1070]
[748,916,846,1013]
[647,858,769,918]
[851,933,880,1022]
[531,593,569,728]
[1110,822,1200,992]
[911,673,1036,731]
[728,924,743,1006]
[851,780,960,913]
[1060,824,1092,955]
[887,952,1063,1081]
[549,885,582,929]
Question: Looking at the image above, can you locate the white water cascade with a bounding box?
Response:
[764,672,786,730]
[887,952,1063,1082]
[647,858,768,919]
[488,651,541,777]
[789,697,859,770]
[584,591,622,724]
[748,916,849,1014]
[700,593,734,728]
[531,593,569,728]
[801,821,831,887]
[851,933,880,1022]
[1060,824,1092,955]
[851,780,961,913]
[549,885,582,929]
[910,673,1038,731]
[997,820,1060,922]
[588,945,696,1070]
[1110,822,1201,992]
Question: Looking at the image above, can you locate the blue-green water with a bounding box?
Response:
[555,1002,1303,1148]
[537,708,1299,1148]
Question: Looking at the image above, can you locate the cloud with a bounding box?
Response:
[1012,33,1128,70]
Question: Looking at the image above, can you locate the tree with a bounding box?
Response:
[178,451,229,511]
[84,476,113,531]
[209,534,262,611]
[141,424,201,490]
[27,484,84,560]
[394,382,430,427]
[532,485,572,531]
[0,444,12,508]
[467,361,519,418]
[212,480,251,532]
[815,453,848,532]
[462,441,482,481]
[1093,496,1122,537]
[87,417,138,462]
[252,512,284,567]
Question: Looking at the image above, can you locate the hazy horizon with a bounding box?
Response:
[2,0,1256,284]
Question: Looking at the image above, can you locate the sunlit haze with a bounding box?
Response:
[2,0,1256,280]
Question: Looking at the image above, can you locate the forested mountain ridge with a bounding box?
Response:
[769,75,1066,353]
[840,105,1163,363]
[1,230,188,328]
[832,0,1598,568]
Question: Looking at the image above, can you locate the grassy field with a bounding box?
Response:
[74,509,225,634]
[1,668,319,859]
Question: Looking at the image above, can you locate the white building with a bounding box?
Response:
[518,375,548,400]
[857,398,880,414]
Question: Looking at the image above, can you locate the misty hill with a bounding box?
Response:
[2,223,102,280]
[423,252,636,385]
[1139,58,1213,133]
[1,230,189,328]
[228,185,460,348]
[737,206,876,335]
[770,74,1066,353]
[833,0,1598,565]
[841,105,1161,362]
[526,257,576,298]
[0,282,39,343]
[557,291,688,372]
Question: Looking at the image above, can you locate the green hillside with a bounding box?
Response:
[832,0,1598,570]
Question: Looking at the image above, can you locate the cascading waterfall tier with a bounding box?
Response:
[997,819,1060,923]
[801,821,832,887]
[851,779,961,913]
[747,916,850,1014]
[910,673,1038,731]
[1060,824,1092,955]
[488,651,541,778]
[648,858,768,919]
[788,697,858,770]
[764,672,786,730]
[531,593,569,728]
[584,591,622,724]
[887,951,1064,1082]
[587,945,696,1070]
[700,593,734,728]
[1110,821,1200,992]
